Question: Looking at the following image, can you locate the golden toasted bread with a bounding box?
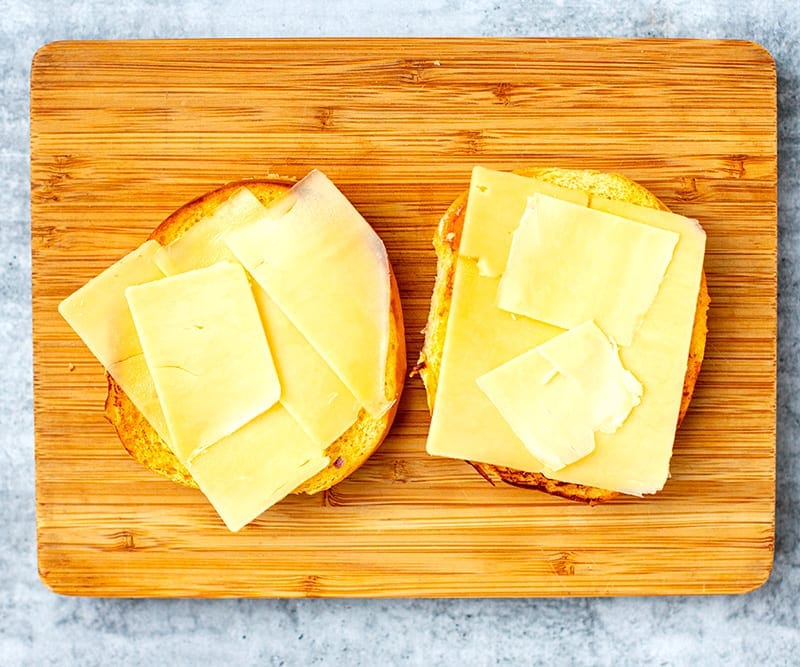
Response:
[105,177,406,495]
[416,167,710,503]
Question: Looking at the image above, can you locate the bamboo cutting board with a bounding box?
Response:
[31,39,777,597]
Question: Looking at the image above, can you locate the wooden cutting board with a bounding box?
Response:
[31,38,777,597]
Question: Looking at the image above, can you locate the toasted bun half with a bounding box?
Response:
[105,177,406,495]
[416,167,710,503]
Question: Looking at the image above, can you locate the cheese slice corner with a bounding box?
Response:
[153,186,270,275]
[590,195,706,242]
[59,239,164,365]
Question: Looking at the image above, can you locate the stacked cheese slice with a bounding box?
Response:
[59,170,392,531]
[427,166,706,495]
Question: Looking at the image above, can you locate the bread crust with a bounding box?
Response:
[105,177,406,494]
[415,167,710,503]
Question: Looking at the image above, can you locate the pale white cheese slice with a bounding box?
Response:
[224,169,392,417]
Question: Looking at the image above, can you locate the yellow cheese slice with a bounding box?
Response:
[224,169,392,417]
[459,166,589,277]
[58,240,171,442]
[153,185,360,448]
[187,403,329,532]
[153,187,267,275]
[476,345,596,471]
[477,321,642,471]
[426,256,557,471]
[497,193,679,346]
[252,288,359,447]
[125,261,280,462]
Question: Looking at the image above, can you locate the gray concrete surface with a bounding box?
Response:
[2,1,798,665]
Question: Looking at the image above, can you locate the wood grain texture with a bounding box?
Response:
[31,38,777,597]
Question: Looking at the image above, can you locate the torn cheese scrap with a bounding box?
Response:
[477,321,642,471]
[537,321,643,434]
[477,347,595,471]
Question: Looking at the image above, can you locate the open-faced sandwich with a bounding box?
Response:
[59,170,406,530]
[417,166,709,502]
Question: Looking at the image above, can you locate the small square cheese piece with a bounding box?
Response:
[476,321,642,471]
[125,261,280,462]
[476,346,596,471]
[58,240,171,443]
[497,194,679,346]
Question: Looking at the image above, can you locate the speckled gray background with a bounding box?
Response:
[2,1,798,665]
